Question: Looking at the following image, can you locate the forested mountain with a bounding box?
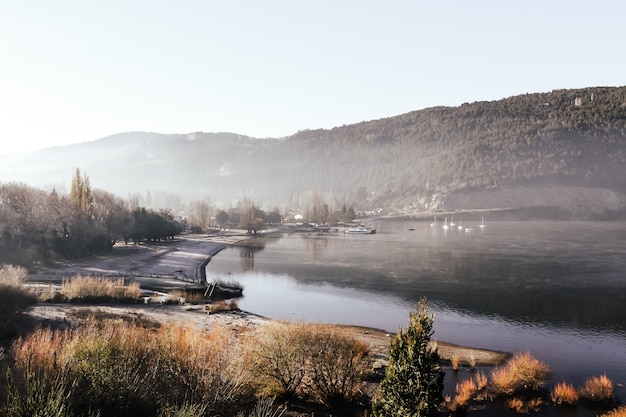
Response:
[3,86,626,219]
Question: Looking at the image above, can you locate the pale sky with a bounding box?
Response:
[1,1,624,155]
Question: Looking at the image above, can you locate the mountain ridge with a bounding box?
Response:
[2,86,626,219]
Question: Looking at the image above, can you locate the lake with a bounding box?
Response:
[206,220,626,389]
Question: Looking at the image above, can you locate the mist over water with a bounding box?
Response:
[206,220,626,385]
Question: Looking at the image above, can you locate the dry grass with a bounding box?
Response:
[10,319,252,416]
[551,381,579,405]
[61,275,141,302]
[490,352,550,395]
[579,374,614,402]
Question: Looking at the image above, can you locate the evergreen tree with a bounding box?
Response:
[372,298,445,417]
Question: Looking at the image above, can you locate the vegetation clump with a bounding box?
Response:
[489,352,550,395]
[579,374,614,403]
[372,298,445,416]
[249,322,369,406]
[551,381,579,406]
[0,264,38,334]
[59,275,141,303]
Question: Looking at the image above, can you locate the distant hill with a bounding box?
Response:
[2,86,626,219]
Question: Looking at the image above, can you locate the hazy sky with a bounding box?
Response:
[1,1,624,155]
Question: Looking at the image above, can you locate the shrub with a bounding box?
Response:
[65,320,158,416]
[303,324,369,406]
[237,396,285,417]
[153,322,252,410]
[248,322,310,397]
[11,327,72,382]
[490,352,550,395]
[372,298,445,417]
[10,319,252,417]
[579,374,613,403]
[448,372,488,415]
[551,381,579,405]
[249,322,368,405]
[0,264,38,331]
[3,367,74,417]
[453,378,477,408]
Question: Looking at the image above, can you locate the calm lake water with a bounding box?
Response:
[206,220,626,389]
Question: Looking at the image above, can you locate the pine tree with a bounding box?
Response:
[372,298,445,417]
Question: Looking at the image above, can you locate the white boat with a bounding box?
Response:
[479,216,486,228]
[457,220,464,231]
[450,216,455,227]
[345,226,376,234]
[430,216,438,227]
[442,217,449,230]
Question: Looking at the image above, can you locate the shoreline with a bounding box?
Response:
[26,232,510,367]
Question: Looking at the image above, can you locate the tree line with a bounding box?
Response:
[0,168,183,266]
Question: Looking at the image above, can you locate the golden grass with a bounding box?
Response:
[579,374,614,402]
[61,275,141,301]
[551,381,579,405]
[490,352,550,395]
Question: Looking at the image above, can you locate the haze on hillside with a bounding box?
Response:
[2,87,626,220]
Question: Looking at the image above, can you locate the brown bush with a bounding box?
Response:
[490,352,550,395]
[551,381,579,405]
[448,371,489,414]
[247,322,310,397]
[303,324,369,406]
[247,322,369,405]
[580,374,613,403]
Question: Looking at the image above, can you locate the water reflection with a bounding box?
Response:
[206,221,626,385]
